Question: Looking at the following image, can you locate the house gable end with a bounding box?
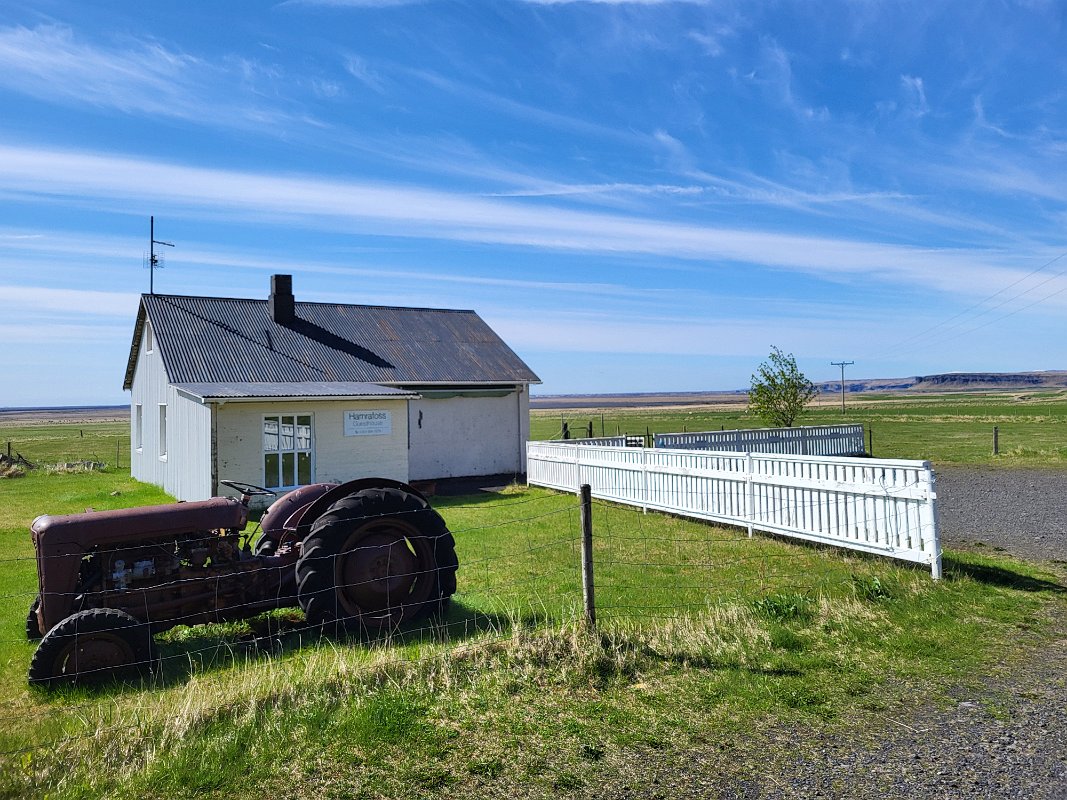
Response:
[123,300,148,391]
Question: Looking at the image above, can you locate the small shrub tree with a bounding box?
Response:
[748,346,818,428]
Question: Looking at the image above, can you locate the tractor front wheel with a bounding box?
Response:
[295,487,457,635]
[28,608,157,687]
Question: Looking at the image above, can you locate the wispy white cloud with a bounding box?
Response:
[403,67,649,144]
[900,74,929,117]
[751,38,829,122]
[0,24,315,130]
[0,24,200,115]
[493,305,933,359]
[486,182,704,199]
[281,0,425,6]
[0,143,1056,302]
[0,322,129,344]
[343,55,388,93]
[0,285,138,316]
[0,226,659,304]
[686,26,735,57]
[518,0,713,5]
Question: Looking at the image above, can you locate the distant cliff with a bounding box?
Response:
[819,371,1067,394]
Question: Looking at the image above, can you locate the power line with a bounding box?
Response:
[871,248,1067,361]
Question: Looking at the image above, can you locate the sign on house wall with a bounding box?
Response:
[344,409,392,436]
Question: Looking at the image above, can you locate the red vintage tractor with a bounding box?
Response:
[26,478,458,686]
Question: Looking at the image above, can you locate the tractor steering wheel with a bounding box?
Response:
[219,480,277,498]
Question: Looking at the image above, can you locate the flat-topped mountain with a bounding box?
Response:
[819,370,1067,394]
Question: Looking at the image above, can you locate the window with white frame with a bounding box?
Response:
[144,322,153,353]
[135,404,143,450]
[158,404,167,459]
[263,414,313,489]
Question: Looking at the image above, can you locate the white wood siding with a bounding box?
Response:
[407,387,529,480]
[215,399,409,498]
[128,321,212,501]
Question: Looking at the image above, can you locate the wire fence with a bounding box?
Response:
[0,482,941,790]
[0,432,131,472]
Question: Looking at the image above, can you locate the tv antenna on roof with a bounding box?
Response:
[144,215,174,295]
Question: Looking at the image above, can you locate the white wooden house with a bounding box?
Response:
[123,275,540,501]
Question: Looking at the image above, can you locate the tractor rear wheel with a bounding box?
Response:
[28,608,157,687]
[26,596,41,640]
[295,487,457,634]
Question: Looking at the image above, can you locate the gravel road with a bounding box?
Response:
[592,466,1067,799]
[935,466,1067,563]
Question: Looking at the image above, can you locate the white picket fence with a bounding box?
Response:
[655,424,865,457]
[548,436,629,447]
[526,441,942,577]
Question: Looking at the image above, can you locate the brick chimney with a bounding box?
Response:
[268,274,295,324]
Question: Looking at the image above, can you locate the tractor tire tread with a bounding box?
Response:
[28,608,157,688]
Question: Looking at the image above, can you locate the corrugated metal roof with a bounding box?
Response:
[173,381,420,401]
[124,292,541,390]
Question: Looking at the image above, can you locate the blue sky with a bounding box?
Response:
[0,0,1065,406]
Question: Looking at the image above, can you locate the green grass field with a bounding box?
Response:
[0,456,1064,797]
[0,420,130,470]
[533,390,1067,465]
[1,400,1066,797]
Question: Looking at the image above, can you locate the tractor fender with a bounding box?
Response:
[293,478,432,538]
[259,483,337,544]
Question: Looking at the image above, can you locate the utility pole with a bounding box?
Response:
[148,216,174,295]
[831,360,854,414]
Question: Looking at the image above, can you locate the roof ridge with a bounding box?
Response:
[145,293,476,314]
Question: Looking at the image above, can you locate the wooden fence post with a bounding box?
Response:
[993,426,999,456]
[745,451,755,538]
[579,483,596,629]
[868,425,873,456]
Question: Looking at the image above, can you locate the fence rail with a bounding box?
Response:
[654,424,865,457]
[547,436,629,447]
[527,441,941,577]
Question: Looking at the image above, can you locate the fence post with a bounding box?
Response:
[923,468,942,580]
[993,426,999,456]
[868,425,873,456]
[745,451,755,538]
[579,483,596,629]
[641,447,649,514]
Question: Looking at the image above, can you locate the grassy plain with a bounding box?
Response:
[0,420,130,469]
[532,389,1067,465]
[0,401,1065,797]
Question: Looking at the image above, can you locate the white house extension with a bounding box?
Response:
[124,274,540,501]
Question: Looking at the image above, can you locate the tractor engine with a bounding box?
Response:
[94,530,245,592]
[75,529,284,631]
